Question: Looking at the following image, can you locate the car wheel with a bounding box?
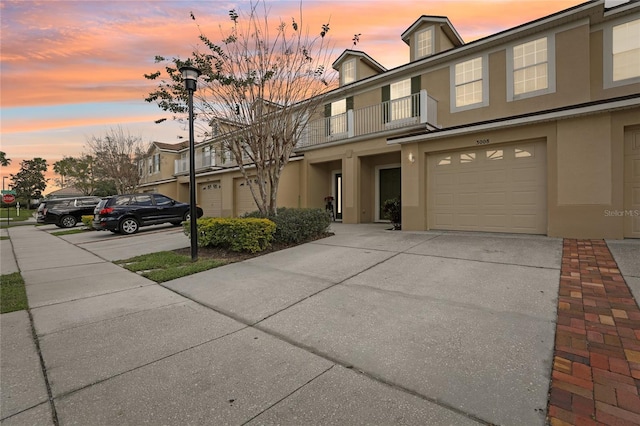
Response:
[119,217,139,235]
[60,215,77,228]
[184,212,191,222]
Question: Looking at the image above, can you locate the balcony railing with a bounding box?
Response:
[298,89,437,149]
[174,151,237,174]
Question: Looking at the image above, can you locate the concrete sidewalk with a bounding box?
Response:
[0,223,637,425]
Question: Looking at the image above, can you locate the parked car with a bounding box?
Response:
[93,193,203,235]
[36,196,102,228]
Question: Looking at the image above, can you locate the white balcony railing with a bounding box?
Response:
[174,150,237,174]
[298,89,437,148]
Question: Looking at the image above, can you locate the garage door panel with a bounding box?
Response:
[199,181,222,217]
[482,214,508,228]
[484,169,507,183]
[434,213,454,227]
[624,129,640,238]
[428,141,546,234]
[435,193,454,206]
[457,192,478,207]
[483,192,506,207]
[457,213,479,227]
[458,172,479,185]
[436,173,455,186]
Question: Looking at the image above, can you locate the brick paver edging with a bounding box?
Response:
[548,239,640,426]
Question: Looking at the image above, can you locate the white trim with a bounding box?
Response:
[331,170,343,222]
[389,97,640,145]
[374,163,401,222]
[603,15,640,89]
[507,34,556,102]
[450,54,489,113]
[415,27,434,59]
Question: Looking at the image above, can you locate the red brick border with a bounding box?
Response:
[548,239,640,425]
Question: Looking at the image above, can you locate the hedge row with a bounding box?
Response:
[183,217,275,253]
[243,207,331,244]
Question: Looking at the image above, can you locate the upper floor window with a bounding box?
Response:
[452,56,487,111]
[152,153,160,173]
[507,35,555,101]
[342,59,356,85]
[416,28,433,59]
[330,99,347,135]
[604,18,640,88]
[390,79,412,121]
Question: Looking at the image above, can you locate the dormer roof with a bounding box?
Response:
[401,15,465,47]
[332,50,387,73]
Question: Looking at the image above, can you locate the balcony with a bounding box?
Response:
[298,90,437,149]
[174,151,237,174]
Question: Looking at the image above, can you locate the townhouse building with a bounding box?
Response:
[138,0,640,239]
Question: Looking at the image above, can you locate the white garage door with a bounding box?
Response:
[625,128,640,238]
[198,181,222,218]
[234,177,259,217]
[428,141,547,234]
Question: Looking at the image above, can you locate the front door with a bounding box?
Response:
[378,167,401,221]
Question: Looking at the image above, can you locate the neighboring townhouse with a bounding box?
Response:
[140,0,640,239]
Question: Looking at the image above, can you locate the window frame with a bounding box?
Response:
[450,55,489,112]
[341,59,356,85]
[603,17,640,89]
[506,34,556,101]
[415,27,434,59]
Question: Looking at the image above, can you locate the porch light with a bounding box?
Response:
[408,152,415,163]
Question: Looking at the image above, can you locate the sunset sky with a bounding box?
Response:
[1,0,612,193]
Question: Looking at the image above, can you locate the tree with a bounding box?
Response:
[0,151,10,167]
[53,156,75,188]
[11,158,48,206]
[53,155,98,195]
[85,127,148,194]
[145,1,336,215]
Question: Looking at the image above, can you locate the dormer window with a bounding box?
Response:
[416,27,434,59]
[342,59,356,85]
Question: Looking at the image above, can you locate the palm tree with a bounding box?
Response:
[0,151,10,167]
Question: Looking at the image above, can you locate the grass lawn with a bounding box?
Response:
[1,272,28,313]
[116,251,227,283]
[0,207,35,228]
[50,228,86,236]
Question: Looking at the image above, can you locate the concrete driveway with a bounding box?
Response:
[3,223,566,425]
[163,224,563,425]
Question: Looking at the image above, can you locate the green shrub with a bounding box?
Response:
[382,198,401,230]
[243,207,331,244]
[81,215,94,230]
[183,217,275,253]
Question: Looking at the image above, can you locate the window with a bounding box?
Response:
[330,99,347,135]
[605,18,640,87]
[390,79,412,121]
[507,36,555,100]
[132,195,153,206]
[486,150,503,160]
[152,153,160,173]
[416,28,433,59]
[342,59,355,85]
[154,195,173,206]
[515,148,533,158]
[437,156,452,166]
[453,57,486,109]
[460,153,476,164]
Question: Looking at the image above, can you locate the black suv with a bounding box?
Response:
[93,193,203,235]
[36,196,102,228]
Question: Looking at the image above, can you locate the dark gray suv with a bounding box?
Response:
[36,196,102,228]
[93,193,203,235]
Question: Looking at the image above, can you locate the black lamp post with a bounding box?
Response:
[179,65,201,261]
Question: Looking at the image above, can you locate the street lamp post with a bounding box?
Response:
[179,65,201,261]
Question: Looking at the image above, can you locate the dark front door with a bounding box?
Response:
[378,167,401,221]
